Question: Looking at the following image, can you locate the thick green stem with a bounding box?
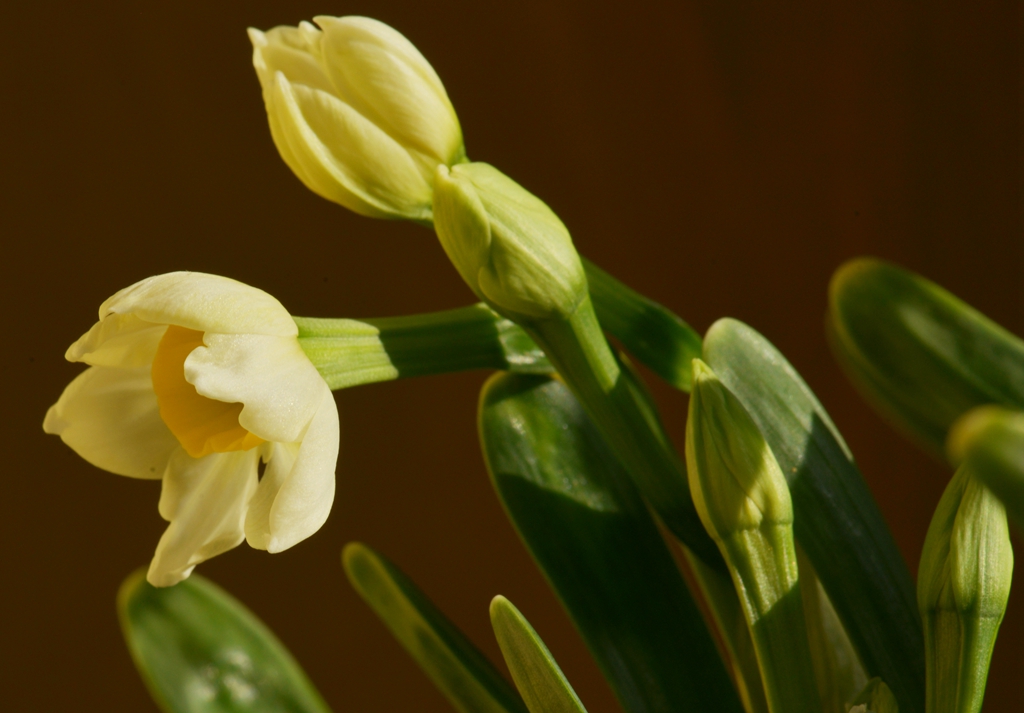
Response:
[523,295,721,567]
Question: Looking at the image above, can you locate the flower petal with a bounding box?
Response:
[245,389,339,553]
[274,74,432,220]
[316,16,463,166]
[244,441,298,550]
[65,313,166,367]
[184,333,324,443]
[148,449,259,587]
[100,272,297,337]
[43,365,178,479]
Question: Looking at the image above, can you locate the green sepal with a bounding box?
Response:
[828,258,1024,460]
[117,569,330,713]
[948,406,1024,529]
[583,258,702,391]
[489,596,588,713]
[342,543,528,713]
[478,373,744,713]
[702,317,923,713]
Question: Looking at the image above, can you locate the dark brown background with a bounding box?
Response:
[3,1,1020,710]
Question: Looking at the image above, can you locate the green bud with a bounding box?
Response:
[917,464,1013,713]
[433,162,586,321]
[948,406,1024,528]
[686,359,820,713]
[849,678,899,713]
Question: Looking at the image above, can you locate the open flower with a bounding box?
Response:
[44,273,339,587]
[249,15,465,222]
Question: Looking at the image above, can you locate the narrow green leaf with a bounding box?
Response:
[117,569,330,713]
[702,318,923,713]
[828,258,1024,460]
[479,373,744,713]
[584,258,703,391]
[489,596,588,713]
[342,543,528,713]
[948,406,1024,529]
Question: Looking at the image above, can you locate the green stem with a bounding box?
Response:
[295,304,551,390]
[523,295,721,567]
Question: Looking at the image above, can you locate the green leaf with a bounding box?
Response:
[117,569,330,713]
[489,596,588,713]
[702,318,923,713]
[948,406,1024,529]
[584,258,703,391]
[342,543,528,713]
[828,258,1024,460]
[479,373,744,713]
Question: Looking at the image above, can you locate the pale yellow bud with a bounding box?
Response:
[248,16,465,221]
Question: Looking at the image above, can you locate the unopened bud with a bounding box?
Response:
[433,162,586,321]
[249,16,465,221]
[918,464,1012,713]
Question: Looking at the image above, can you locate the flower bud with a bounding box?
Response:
[849,678,899,713]
[948,406,1024,528]
[686,360,794,548]
[433,163,586,322]
[686,359,820,713]
[249,16,465,221]
[917,464,1012,713]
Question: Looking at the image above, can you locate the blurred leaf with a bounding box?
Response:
[702,318,923,713]
[479,373,744,713]
[489,596,588,713]
[828,257,1024,460]
[584,258,703,391]
[117,570,330,713]
[342,543,528,713]
[948,406,1024,529]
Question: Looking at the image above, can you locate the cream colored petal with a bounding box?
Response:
[274,75,433,220]
[317,16,463,166]
[244,442,299,550]
[100,272,297,337]
[247,389,339,553]
[148,449,259,587]
[249,26,333,95]
[184,333,324,443]
[65,314,166,367]
[43,365,178,479]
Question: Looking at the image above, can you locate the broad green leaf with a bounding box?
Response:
[479,373,744,713]
[828,258,1024,460]
[948,406,1024,529]
[703,318,923,713]
[117,569,330,713]
[489,596,588,713]
[342,543,527,713]
[584,258,703,391]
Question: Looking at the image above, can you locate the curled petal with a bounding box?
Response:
[316,15,462,165]
[184,333,324,444]
[65,313,166,367]
[43,365,178,479]
[149,449,259,587]
[100,272,297,338]
[245,389,339,553]
[274,75,432,219]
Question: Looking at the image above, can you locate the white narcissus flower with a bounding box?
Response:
[249,15,465,222]
[43,273,339,587]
